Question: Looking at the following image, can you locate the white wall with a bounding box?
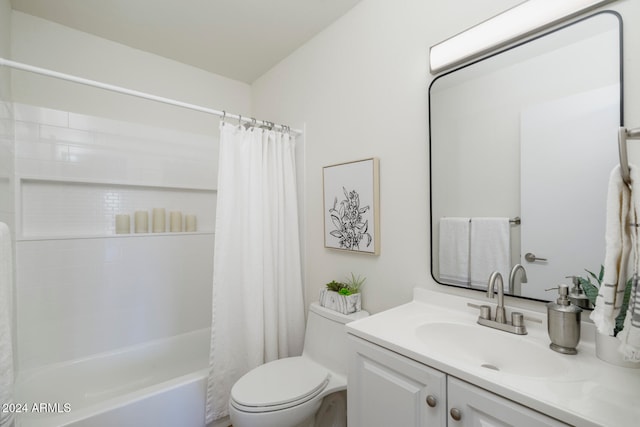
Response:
[252,0,640,314]
[10,11,251,135]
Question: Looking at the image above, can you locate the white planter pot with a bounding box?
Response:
[595,332,640,368]
[319,289,361,315]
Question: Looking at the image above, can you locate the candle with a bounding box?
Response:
[170,211,183,232]
[134,211,148,233]
[115,214,130,234]
[185,214,197,232]
[152,208,166,233]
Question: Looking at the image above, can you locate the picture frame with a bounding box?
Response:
[323,158,380,255]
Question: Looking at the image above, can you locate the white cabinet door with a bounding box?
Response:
[447,377,569,427]
[348,336,447,427]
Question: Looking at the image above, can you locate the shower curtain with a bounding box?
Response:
[0,222,14,427]
[205,122,305,423]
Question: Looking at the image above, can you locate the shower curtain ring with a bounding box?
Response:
[222,110,226,123]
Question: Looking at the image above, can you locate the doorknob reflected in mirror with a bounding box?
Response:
[524,252,548,262]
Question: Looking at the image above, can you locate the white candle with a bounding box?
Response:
[152,208,166,233]
[170,211,183,232]
[134,211,148,233]
[115,214,130,234]
[185,214,197,232]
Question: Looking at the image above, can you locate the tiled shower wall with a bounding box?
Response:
[14,104,217,371]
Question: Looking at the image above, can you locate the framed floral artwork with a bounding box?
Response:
[323,158,380,255]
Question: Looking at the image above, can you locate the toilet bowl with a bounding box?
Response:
[229,302,368,427]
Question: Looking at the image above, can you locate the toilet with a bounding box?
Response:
[229,302,369,427]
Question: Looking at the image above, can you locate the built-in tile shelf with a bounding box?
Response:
[18,175,217,192]
[18,177,216,239]
[17,231,214,242]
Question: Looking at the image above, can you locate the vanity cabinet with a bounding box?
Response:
[348,336,568,427]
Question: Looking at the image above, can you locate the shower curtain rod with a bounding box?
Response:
[0,57,302,135]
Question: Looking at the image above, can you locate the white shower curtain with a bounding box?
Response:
[0,222,14,427]
[205,122,305,423]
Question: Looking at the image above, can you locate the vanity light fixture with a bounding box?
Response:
[429,0,617,74]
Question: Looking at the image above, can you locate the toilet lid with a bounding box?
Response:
[231,356,330,410]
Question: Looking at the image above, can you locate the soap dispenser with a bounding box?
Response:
[566,275,592,310]
[547,284,582,355]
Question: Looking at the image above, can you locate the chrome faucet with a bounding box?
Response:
[475,271,527,335]
[508,264,528,295]
[486,271,506,324]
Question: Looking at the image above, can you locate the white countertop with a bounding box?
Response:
[345,288,640,427]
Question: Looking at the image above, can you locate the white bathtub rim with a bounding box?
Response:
[16,327,210,383]
[15,327,210,426]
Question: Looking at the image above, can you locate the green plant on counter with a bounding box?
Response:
[577,265,633,336]
[325,273,366,296]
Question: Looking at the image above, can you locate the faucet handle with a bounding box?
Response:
[511,312,524,327]
[479,305,491,320]
[467,302,493,320]
[510,311,528,334]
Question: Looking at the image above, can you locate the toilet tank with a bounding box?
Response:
[303,302,369,376]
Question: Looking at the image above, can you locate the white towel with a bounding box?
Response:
[470,218,511,290]
[0,222,14,427]
[438,218,470,286]
[591,165,632,336]
[617,164,640,361]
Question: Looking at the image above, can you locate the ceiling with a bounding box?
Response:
[10,0,362,83]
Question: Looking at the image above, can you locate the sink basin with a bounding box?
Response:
[415,322,571,378]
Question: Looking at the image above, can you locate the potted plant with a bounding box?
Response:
[577,266,632,336]
[319,273,365,315]
[576,266,637,367]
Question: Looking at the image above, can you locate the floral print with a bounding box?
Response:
[328,187,372,250]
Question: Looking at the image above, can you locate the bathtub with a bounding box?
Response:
[13,328,223,427]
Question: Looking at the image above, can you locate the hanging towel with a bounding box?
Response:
[591,165,632,336]
[617,164,640,361]
[438,218,470,286]
[470,218,511,290]
[0,222,14,427]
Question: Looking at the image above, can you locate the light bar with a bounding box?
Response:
[429,0,617,74]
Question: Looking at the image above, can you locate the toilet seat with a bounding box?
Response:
[230,357,331,413]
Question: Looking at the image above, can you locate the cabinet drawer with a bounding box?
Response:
[447,377,569,427]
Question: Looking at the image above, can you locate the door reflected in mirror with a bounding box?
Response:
[429,11,622,302]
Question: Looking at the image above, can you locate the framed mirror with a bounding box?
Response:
[429,11,622,302]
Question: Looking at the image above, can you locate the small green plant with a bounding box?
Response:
[343,273,365,295]
[577,266,603,307]
[576,265,633,336]
[325,273,366,296]
[325,280,344,292]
